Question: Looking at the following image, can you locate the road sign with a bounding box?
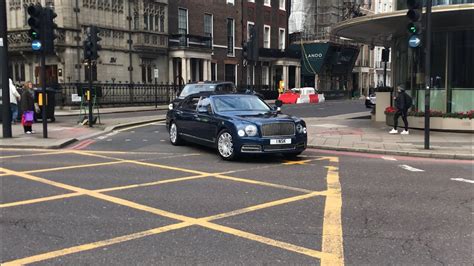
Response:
[408,35,421,48]
[154,68,159,79]
[31,40,42,51]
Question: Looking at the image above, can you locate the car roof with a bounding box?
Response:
[184,92,258,99]
[186,81,235,86]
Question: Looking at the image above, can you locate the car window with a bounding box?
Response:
[197,97,212,113]
[181,97,200,111]
[180,84,215,97]
[213,96,270,112]
[217,83,236,92]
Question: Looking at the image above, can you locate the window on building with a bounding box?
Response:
[262,66,269,85]
[149,14,154,31]
[264,25,271,48]
[204,14,213,47]
[159,6,165,32]
[248,0,255,3]
[227,18,235,56]
[144,13,148,30]
[279,0,286,10]
[225,64,236,84]
[279,28,286,50]
[178,8,188,35]
[247,22,255,41]
[227,0,235,5]
[264,0,271,6]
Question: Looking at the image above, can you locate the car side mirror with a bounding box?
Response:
[275,100,283,107]
[197,106,212,114]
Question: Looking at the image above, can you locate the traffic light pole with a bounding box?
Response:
[40,49,48,138]
[88,62,93,128]
[0,1,12,138]
[424,0,432,149]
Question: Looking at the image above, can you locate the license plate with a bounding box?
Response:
[270,138,292,145]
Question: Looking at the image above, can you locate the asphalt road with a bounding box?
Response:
[1,122,472,265]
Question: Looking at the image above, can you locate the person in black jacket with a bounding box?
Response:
[389,84,412,135]
[20,81,36,134]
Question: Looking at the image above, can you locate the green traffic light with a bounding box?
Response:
[407,23,418,34]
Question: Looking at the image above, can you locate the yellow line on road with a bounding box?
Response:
[283,159,313,165]
[197,220,336,261]
[1,222,193,266]
[0,150,71,160]
[1,164,336,264]
[203,190,328,221]
[321,166,344,266]
[0,192,82,208]
[213,174,315,194]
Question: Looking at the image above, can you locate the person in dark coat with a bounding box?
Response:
[20,81,36,134]
[389,84,412,135]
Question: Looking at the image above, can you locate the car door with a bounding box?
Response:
[194,97,219,144]
[176,96,199,137]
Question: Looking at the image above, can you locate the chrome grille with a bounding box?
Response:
[261,122,295,137]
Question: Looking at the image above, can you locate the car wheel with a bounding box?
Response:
[217,130,237,160]
[282,151,303,159]
[169,122,183,146]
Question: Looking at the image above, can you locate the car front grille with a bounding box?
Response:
[263,144,296,151]
[261,122,295,137]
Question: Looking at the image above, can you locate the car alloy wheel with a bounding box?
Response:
[169,122,182,145]
[217,131,235,160]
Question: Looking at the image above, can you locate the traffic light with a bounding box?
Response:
[43,7,58,54]
[406,0,423,48]
[83,26,102,61]
[84,26,102,61]
[27,4,43,51]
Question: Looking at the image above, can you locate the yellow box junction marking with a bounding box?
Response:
[0,151,344,265]
[321,166,344,266]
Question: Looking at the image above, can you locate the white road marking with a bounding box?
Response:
[399,164,425,172]
[382,156,397,161]
[143,139,148,142]
[160,140,166,142]
[125,139,131,142]
[451,178,474,184]
[106,139,112,142]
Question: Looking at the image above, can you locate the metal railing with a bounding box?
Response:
[55,83,183,107]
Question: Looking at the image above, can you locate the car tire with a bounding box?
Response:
[217,130,238,160]
[169,122,183,146]
[282,151,303,159]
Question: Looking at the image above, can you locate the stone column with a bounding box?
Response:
[283,65,289,90]
[295,66,301,88]
[168,57,174,83]
[195,59,200,81]
[181,58,187,84]
[203,60,208,82]
[208,60,212,81]
[186,58,191,83]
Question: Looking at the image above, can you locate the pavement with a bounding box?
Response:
[0,104,472,160]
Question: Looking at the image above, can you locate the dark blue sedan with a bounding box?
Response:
[166,93,307,160]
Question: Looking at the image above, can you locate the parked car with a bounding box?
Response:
[166,93,307,160]
[365,93,376,108]
[278,87,319,104]
[169,81,236,109]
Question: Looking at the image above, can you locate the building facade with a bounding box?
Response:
[332,0,474,112]
[243,0,300,90]
[7,0,169,85]
[373,0,393,89]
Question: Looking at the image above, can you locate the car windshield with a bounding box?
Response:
[179,84,215,98]
[213,96,271,112]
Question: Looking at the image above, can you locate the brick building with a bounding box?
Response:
[243,0,300,89]
[167,0,243,85]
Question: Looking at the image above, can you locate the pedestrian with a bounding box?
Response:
[20,81,38,134]
[389,84,412,135]
[9,78,21,124]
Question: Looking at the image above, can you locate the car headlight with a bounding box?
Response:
[296,123,307,134]
[244,125,258,137]
[168,103,174,110]
[237,129,245,137]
